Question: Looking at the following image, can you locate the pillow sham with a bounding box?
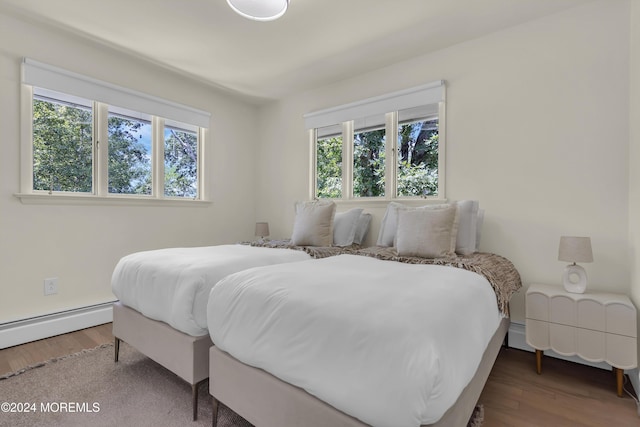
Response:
[396,203,459,258]
[333,208,364,247]
[455,200,479,255]
[377,202,450,247]
[353,213,372,245]
[377,200,481,254]
[291,200,336,246]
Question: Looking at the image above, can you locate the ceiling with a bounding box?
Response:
[0,0,594,102]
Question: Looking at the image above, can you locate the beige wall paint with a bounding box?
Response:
[256,0,631,323]
[0,13,258,322]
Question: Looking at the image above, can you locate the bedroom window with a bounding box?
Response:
[164,120,199,198]
[108,106,153,195]
[315,123,343,198]
[19,58,210,204]
[33,89,94,193]
[306,80,445,201]
[397,105,439,197]
[353,115,386,198]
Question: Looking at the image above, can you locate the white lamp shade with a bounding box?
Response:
[255,222,270,237]
[227,0,289,21]
[558,236,593,263]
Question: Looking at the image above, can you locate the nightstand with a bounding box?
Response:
[525,283,637,397]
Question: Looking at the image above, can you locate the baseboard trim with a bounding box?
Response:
[0,302,115,349]
[508,322,639,398]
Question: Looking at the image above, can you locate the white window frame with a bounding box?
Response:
[306,81,446,203]
[17,58,210,206]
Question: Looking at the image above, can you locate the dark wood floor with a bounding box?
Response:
[1,324,638,425]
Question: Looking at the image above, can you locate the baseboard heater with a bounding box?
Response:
[0,301,115,349]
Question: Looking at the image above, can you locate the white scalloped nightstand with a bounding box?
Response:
[525,283,637,396]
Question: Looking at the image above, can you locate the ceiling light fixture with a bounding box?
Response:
[226,0,289,21]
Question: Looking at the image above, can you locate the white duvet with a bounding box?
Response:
[112,244,310,336]
[207,254,501,427]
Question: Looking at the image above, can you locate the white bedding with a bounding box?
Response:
[207,254,502,427]
[112,244,310,336]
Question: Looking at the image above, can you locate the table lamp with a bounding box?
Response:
[255,222,270,241]
[558,236,593,293]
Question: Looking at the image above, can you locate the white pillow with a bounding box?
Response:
[377,202,409,247]
[353,213,372,245]
[475,209,484,251]
[333,208,364,247]
[377,202,450,247]
[291,200,336,246]
[396,204,459,258]
[378,200,481,254]
[455,200,479,255]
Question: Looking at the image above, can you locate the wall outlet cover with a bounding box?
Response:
[44,278,58,296]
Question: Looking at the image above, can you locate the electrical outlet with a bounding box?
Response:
[44,278,58,296]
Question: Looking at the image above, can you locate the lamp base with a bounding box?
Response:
[562,263,587,293]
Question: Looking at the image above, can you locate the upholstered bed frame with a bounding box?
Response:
[209,317,509,427]
[112,302,212,420]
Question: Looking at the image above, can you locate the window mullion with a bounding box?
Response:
[153,117,164,198]
[386,111,397,199]
[437,101,446,198]
[309,129,317,199]
[197,128,205,200]
[95,102,109,196]
[343,121,354,199]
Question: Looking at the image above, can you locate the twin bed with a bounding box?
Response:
[111,244,313,419]
[111,200,521,426]
[111,205,370,420]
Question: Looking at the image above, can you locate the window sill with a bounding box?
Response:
[14,193,212,207]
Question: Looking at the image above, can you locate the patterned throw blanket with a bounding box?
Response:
[248,239,358,258]
[248,240,521,316]
[355,246,522,316]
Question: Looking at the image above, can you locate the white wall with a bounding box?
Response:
[256,0,631,323]
[0,13,258,323]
